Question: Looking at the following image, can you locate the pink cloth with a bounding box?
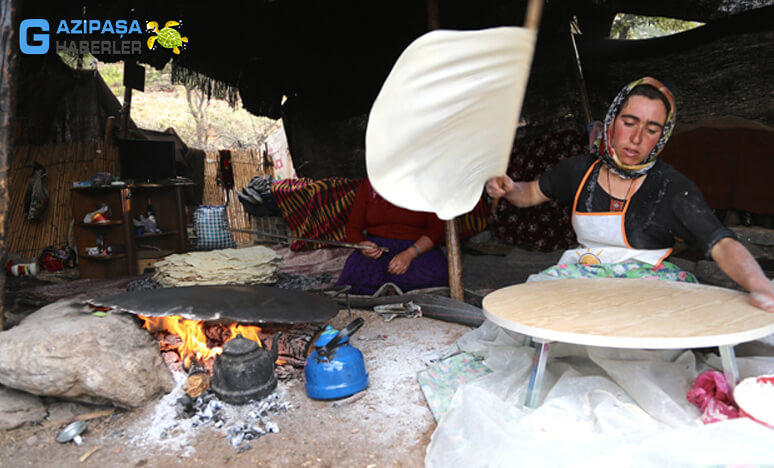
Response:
[686,370,740,424]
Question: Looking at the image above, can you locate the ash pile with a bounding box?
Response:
[132,373,294,455]
[176,389,291,453]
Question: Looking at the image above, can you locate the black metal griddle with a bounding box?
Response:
[90,284,340,324]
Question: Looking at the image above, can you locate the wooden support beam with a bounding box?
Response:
[426,0,440,31]
[120,85,132,140]
[0,0,19,331]
[103,115,115,148]
[445,217,464,301]
[425,0,464,300]
[491,0,544,216]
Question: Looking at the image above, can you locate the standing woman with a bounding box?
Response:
[486,76,774,312]
[334,179,449,295]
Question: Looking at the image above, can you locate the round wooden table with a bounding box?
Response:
[483,278,774,407]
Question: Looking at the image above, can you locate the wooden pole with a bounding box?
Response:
[425,0,465,300]
[523,0,544,30]
[119,65,133,139]
[426,0,440,31]
[445,217,464,301]
[103,115,115,148]
[568,21,593,125]
[0,0,19,330]
[490,0,544,215]
[226,227,390,252]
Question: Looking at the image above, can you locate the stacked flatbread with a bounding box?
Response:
[153,246,283,287]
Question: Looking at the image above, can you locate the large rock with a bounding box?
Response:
[0,300,175,408]
[0,386,46,430]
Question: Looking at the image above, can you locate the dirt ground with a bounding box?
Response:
[0,246,542,468]
[0,306,471,468]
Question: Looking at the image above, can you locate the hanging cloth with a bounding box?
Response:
[217,149,235,202]
[24,162,49,221]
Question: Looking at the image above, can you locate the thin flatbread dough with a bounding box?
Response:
[483,278,774,348]
[366,27,536,220]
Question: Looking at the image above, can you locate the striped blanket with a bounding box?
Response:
[271,178,489,251]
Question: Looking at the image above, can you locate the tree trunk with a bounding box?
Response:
[185,85,210,148]
[0,0,19,330]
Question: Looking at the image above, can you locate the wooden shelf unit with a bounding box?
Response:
[71,185,187,279]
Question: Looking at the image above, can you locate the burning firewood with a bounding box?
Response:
[184,373,211,398]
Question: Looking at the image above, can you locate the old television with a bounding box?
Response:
[118,139,177,183]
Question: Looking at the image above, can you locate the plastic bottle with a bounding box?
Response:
[9,262,38,276]
[145,198,157,225]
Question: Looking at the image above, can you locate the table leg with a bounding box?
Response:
[719,345,739,389]
[525,339,551,409]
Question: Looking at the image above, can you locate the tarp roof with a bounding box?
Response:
[18,0,774,121]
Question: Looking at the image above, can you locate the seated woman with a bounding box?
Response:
[486,76,774,312]
[334,179,449,295]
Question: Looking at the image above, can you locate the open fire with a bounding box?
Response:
[137,315,264,368]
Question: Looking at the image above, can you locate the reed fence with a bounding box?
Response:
[8,143,275,259]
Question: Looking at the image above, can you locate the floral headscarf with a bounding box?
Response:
[597,77,676,179]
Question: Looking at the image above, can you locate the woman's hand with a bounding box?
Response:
[749,284,774,313]
[484,178,548,208]
[711,238,774,313]
[387,249,416,275]
[485,176,514,199]
[359,241,383,259]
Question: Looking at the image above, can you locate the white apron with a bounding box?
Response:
[557,160,672,266]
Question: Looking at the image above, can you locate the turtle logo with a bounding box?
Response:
[146,20,188,54]
[576,248,603,265]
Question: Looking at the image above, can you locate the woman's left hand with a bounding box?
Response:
[387,250,415,275]
[749,285,774,313]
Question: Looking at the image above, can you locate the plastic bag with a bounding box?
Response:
[194,205,236,250]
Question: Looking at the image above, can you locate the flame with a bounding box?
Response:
[228,323,263,345]
[138,315,262,368]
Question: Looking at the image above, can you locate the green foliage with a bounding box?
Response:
[59,55,274,150]
[94,59,276,150]
[609,14,703,40]
[98,61,124,88]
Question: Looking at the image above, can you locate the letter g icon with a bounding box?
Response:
[20,19,49,54]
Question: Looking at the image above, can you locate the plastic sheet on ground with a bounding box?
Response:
[425,321,774,467]
[153,246,282,287]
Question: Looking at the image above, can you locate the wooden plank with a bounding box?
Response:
[43,408,116,428]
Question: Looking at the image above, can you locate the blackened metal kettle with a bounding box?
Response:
[211,333,279,404]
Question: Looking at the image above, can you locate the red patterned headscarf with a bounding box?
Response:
[597,77,676,179]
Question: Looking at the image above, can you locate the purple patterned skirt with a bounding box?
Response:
[334,237,449,295]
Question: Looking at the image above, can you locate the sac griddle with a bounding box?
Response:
[90,284,339,324]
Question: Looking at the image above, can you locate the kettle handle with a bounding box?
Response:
[318,317,364,357]
[270,332,280,362]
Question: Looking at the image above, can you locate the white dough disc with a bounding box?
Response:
[366,27,536,220]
